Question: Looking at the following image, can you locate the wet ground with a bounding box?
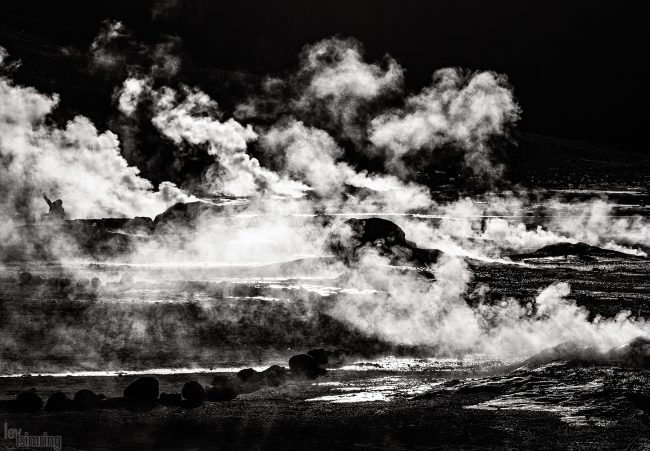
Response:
[1,362,650,450]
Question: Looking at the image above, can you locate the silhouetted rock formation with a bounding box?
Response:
[124,377,159,403]
[44,391,74,411]
[326,217,442,267]
[510,242,646,261]
[181,381,205,407]
[522,336,650,370]
[261,365,288,387]
[73,389,100,410]
[153,201,244,230]
[289,354,326,380]
[236,368,265,393]
[15,390,43,412]
[307,348,329,365]
[605,336,650,369]
[207,376,239,402]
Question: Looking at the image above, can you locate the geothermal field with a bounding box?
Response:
[1,3,649,450]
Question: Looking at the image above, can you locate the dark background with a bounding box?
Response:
[1,0,647,154]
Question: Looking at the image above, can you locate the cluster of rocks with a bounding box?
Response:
[17,271,102,291]
[4,348,349,413]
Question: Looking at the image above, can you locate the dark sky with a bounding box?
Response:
[2,0,648,152]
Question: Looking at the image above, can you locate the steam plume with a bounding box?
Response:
[0,47,190,220]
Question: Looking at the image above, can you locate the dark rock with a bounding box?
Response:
[307,349,329,365]
[15,390,43,412]
[522,341,604,367]
[18,271,33,285]
[261,365,288,387]
[510,242,647,261]
[73,389,99,410]
[153,201,241,231]
[289,354,327,380]
[44,392,73,411]
[326,218,441,266]
[605,336,650,369]
[182,381,205,405]
[206,376,239,402]
[76,277,90,289]
[346,218,407,245]
[54,278,72,290]
[159,392,182,406]
[236,368,265,393]
[124,377,159,403]
[90,277,102,290]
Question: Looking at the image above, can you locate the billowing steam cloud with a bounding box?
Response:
[369,68,520,181]
[117,78,309,197]
[294,37,403,142]
[236,37,403,144]
[331,251,649,358]
[0,46,190,220]
[260,119,431,210]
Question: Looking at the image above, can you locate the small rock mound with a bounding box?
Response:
[521,341,603,367]
[236,368,265,393]
[207,376,239,402]
[307,348,329,365]
[510,242,645,261]
[123,377,159,403]
[44,392,74,411]
[261,365,288,387]
[181,381,205,407]
[289,354,327,380]
[605,336,650,369]
[521,336,650,370]
[15,390,43,412]
[73,389,100,411]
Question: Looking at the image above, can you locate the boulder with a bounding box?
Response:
[261,365,288,387]
[289,354,326,380]
[182,381,205,406]
[236,368,265,393]
[90,277,102,290]
[206,379,239,402]
[206,375,240,402]
[73,389,99,410]
[307,349,329,365]
[605,336,650,369]
[326,217,441,266]
[18,272,33,286]
[15,390,43,412]
[124,377,159,403]
[44,392,74,411]
[521,341,603,367]
[153,201,240,231]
